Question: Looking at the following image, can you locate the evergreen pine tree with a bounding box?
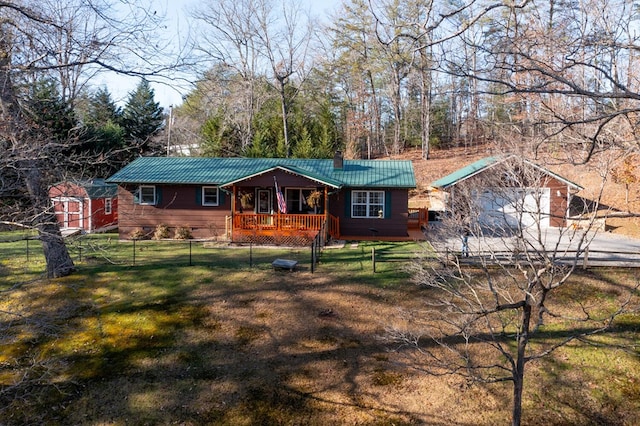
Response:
[122,79,164,156]
[86,87,122,126]
[25,79,77,142]
[292,126,314,158]
[244,128,274,158]
[75,87,126,176]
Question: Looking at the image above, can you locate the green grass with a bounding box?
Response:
[322,240,427,283]
[0,231,322,286]
[0,232,639,425]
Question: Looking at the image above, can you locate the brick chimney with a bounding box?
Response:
[333,150,343,170]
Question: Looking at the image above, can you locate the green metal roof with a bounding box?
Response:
[106,157,416,189]
[220,164,344,188]
[83,179,119,198]
[430,156,501,188]
[54,179,119,198]
[429,155,583,190]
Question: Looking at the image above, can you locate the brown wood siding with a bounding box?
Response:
[117,184,230,239]
[544,177,570,227]
[329,188,409,238]
[118,180,411,240]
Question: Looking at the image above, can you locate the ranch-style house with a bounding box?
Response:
[106,152,427,244]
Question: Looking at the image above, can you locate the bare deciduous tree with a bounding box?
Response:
[389,155,639,425]
[0,0,177,277]
[327,0,381,159]
[465,0,640,161]
[192,0,314,157]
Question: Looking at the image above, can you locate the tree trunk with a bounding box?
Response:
[2,31,74,279]
[278,81,290,158]
[391,69,402,155]
[39,219,75,278]
[366,69,380,158]
[25,165,75,278]
[512,301,532,426]
[420,47,432,160]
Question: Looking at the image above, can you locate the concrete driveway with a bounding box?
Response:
[427,225,640,267]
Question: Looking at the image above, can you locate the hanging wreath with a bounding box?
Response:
[306,190,322,208]
[239,191,253,208]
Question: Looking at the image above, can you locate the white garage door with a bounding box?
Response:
[476,188,550,229]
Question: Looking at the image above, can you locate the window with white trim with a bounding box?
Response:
[202,186,219,206]
[139,185,156,205]
[351,190,384,218]
[105,198,112,214]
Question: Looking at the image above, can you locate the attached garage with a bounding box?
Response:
[430,156,583,229]
[476,188,551,229]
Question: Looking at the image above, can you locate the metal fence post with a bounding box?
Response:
[583,246,589,269]
[372,247,376,273]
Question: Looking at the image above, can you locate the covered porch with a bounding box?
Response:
[221,163,427,245]
[224,169,336,245]
[226,208,428,245]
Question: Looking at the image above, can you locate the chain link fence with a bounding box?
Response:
[0,231,324,279]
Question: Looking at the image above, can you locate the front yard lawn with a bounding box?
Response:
[0,233,638,425]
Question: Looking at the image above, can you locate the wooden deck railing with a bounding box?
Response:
[233,213,325,231]
[408,207,428,229]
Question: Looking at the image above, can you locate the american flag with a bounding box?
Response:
[274,178,287,214]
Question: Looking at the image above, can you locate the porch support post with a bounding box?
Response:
[324,187,329,239]
[231,186,237,242]
[232,185,237,214]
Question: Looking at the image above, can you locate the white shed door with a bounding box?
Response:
[477,188,550,229]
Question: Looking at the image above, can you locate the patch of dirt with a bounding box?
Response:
[389,146,640,239]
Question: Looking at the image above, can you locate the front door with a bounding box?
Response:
[257,189,272,214]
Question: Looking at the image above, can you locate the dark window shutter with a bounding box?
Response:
[156,187,162,206]
[195,186,202,205]
[344,190,351,218]
[133,187,140,204]
[384,191,392,218]
[219,188,225,205]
